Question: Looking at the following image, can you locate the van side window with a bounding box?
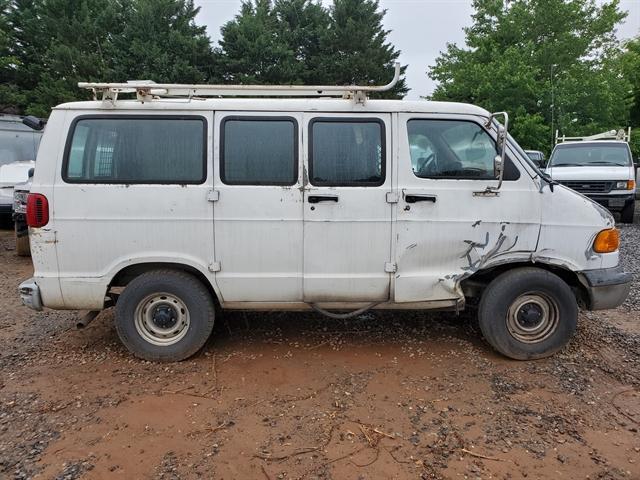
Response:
[408,120,497,179]
[309,119,385,186]
[63,116,206,183]
[221,117,297,185]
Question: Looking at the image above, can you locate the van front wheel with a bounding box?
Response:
[115,270,215,362]
[478,268,577,360]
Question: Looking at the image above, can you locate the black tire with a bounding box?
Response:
[478,267,577,360]
[620,201,635,224]
[14,224,30,257]
[115,270,215,362]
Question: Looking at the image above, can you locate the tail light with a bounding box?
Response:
[26,193,49,228]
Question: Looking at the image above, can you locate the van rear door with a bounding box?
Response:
[302,114,393,303]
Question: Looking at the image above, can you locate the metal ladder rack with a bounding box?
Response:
[79,63,401,104]
[556,127,631,144]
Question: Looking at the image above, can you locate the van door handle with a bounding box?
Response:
[405,194,437,203]
[308,195,339,203]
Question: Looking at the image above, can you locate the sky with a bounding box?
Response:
[195,0,640,99]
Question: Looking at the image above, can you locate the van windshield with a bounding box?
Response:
[0,129,41,166]
[549,143,631,167]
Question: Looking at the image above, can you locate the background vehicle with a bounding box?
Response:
[0,115,43,224]
[524,149,546,167]
[546,129,636,223]
[17,72,631,363]
[12,175,32,256]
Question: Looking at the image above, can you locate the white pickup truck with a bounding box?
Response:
[546,131,636,223]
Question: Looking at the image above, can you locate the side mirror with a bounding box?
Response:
[483,111,509,194]
[22,115,46,131]
[28,168,34,178]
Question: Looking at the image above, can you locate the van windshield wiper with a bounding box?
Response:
[586,161,628,166]
[538,170,558,192]
[549,162,587,167]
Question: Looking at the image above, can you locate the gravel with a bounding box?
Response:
[619,223,640,310]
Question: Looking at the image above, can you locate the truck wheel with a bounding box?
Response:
[620,202,635,224]
[478,267,577,360]
[14,225,30,257]
[115,270,215,362]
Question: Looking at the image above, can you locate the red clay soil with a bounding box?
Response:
[0,228,638,480]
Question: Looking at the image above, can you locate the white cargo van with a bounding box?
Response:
[18,68,631,362]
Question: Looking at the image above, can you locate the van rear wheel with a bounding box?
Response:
[478,268,577,360]
[114,270,215,362]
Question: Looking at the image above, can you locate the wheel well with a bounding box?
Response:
[461,262,589,308]
[109,263,219,307]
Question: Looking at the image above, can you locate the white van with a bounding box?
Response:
[18,69,631,362]
[546,131,636,223]
[0,115,43,221]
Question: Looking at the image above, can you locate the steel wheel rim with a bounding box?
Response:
[506,292,559,344]
[134,292,190,346]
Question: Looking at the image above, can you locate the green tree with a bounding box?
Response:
[621,37,640,129]
[0,0,42,113]
[29,0,126,117]
[429,0,631,153]
[114,0,215,84]
[321,0,407,97]
[0,0,215,117]
[217,0,298,84]
[273,0,330,84]
[216,0,407,96]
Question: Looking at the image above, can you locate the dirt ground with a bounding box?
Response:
[0,227,639,480]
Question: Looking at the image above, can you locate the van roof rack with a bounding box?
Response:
[556,128,631,144]
[79,63,401,105]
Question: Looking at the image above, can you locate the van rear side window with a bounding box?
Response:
[309,119,385,186]
[63,116,206,184]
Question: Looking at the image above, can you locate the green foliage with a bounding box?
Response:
[1,0,407,115]
[216,0,408,97]
[429,0,632,154]
[629,128,640,160]
[320,0,407,97]
[621,37,640,129]
[0,0,215,117]
[113,0,215,84]
[216,0,301,84]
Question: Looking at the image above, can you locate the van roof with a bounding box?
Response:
[53,98,491,117]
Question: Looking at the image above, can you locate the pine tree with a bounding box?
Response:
[216,0,300,84]
[113,0,215,84]
[320,0,407,98]
[216,0,407,95]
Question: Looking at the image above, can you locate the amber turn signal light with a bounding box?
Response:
[593,228,619,253]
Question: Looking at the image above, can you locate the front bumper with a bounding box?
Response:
[18,279,43,311]
[585,193,634,212]
[579,266,632,310]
